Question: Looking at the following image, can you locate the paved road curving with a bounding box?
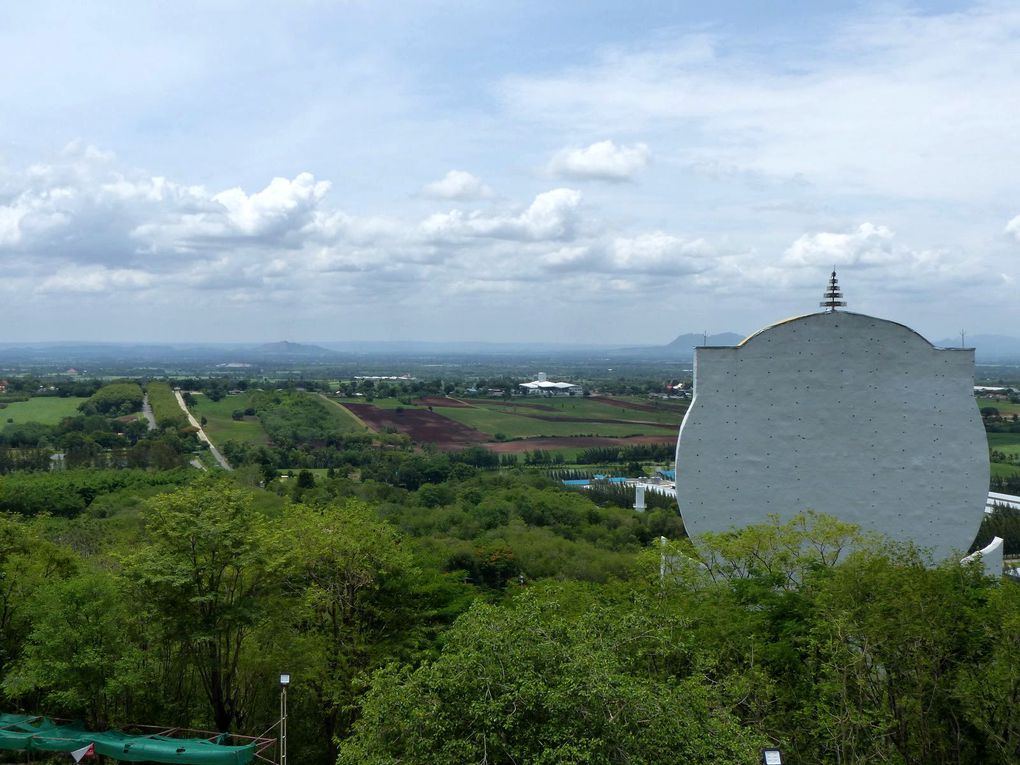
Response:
[141,394,157,431]
[173,390,232,471]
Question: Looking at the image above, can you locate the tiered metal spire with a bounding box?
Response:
[820,269,847,311]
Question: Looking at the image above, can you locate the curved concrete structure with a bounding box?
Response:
[675,309,989,560]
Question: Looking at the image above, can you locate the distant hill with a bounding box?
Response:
[608,332,746,358]
[665,332,746,350]
[932,334,1020,362]
[251,341,336,357]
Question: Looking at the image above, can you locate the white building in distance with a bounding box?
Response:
[675,272,989,561]
[519,372,582,396]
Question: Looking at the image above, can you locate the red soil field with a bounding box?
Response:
[344,403,486,448]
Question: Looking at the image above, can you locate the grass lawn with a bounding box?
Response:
[315,395,374,431]
[990,462,1020,479]
[433,404,675,439]
[334,396,423,410]
[468,397,684,427]
[988,432,1020,456]
[191,392,270,447]
[0,396,87,425]
[986,432,1020,480]
[978,397,1020,416]
[280,468,333,478]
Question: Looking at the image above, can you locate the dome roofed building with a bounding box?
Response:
[675,272,989,560]
[519,372,582,396]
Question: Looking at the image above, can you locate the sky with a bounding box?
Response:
[1,0,1018,344]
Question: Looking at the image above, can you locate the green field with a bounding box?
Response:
[986,431,1020,480]
[330,394,682,441]
[191,392,270,446]
[280,468,334,478]
[432,404,676,439]
[991,462,1020,479]
[335,396,422,410]
[988,432,1020,456]
[0,397,88,425]
[468,397,685,427]
[315,395,373,431]
[977,397,1020,416]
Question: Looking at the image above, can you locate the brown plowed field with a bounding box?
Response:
[345,403,486,448]
[484,435,676,454]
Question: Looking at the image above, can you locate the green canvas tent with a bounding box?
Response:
[0,714,265,765]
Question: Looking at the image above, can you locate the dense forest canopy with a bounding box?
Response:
[0,373,1017,764]
[1,470,1019,765]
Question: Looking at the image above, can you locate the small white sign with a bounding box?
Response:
[763,750,782,765]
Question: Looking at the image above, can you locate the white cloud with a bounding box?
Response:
[0,142,1004,339]
[422,170,493,200]
[547,140,650,182]
[774,223,979,295]
[607,232,712,273]
[37,264,155,294]
[136,172,333,250]
[505,7,1020,203]
[214,173,331,235]
[1006,214,1020,241]
[784,223,897,269]
[421,188,583,242]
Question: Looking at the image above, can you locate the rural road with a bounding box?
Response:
[174,390,232,471]
[141,394,157,431]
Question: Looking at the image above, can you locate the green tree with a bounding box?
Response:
[124,478,286,732]
[4,571,145,728]
[954,578,1020,762]
[338,582,762,765]
[800,549,999,765]
[0,516,77,703]
[280,501,441,761]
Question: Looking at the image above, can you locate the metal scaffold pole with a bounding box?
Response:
[279,673,290,765]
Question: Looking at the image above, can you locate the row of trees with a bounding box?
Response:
[145,382,189,429]
[78,382,144,416]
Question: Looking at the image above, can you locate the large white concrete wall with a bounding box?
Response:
[675,310,989,560]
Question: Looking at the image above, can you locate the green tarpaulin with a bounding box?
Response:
[0,714,257,765]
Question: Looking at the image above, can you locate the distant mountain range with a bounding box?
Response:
[665,332,746,350]
[932,334,1020,361]
[608,332,747,358]
[0,331,1018,365]
[251,341,335,357]
[612,331,1020,362]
